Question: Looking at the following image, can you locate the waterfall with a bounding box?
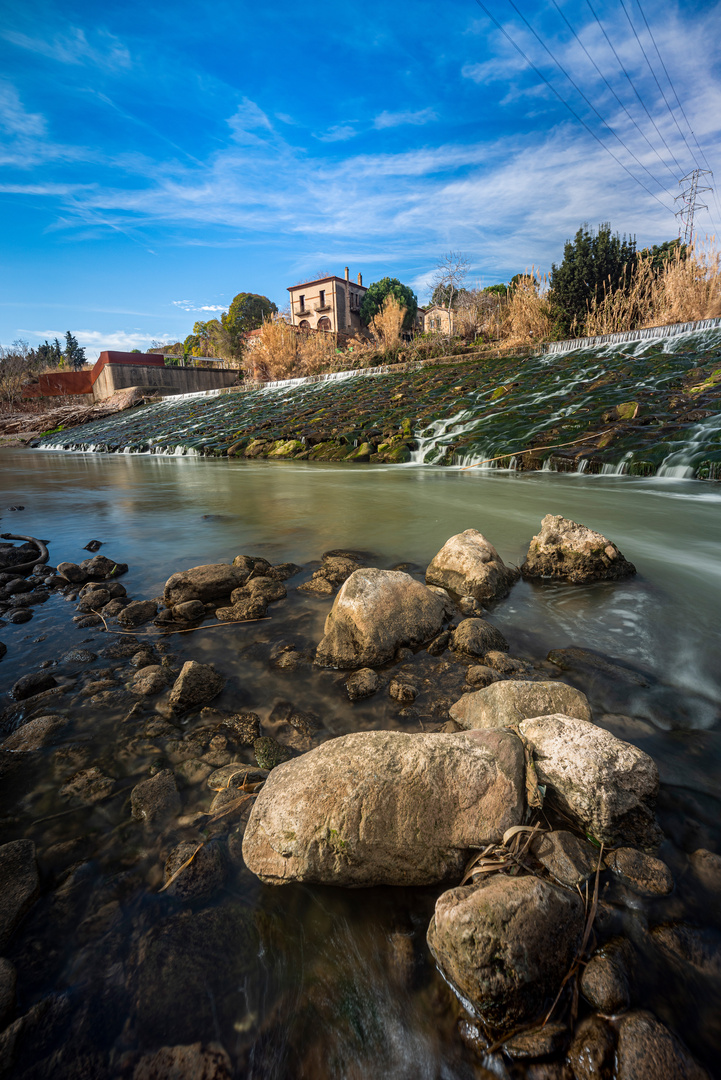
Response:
[542,316,721,355]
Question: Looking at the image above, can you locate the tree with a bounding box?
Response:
[64,331,87,371]
[34,339,63,365]
[640,238,687,273]
[549,223,637,335]
[360,278,418,331]
[431,252,470,339]
[220,293,277,360]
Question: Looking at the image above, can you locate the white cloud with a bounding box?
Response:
[171,301,225,314]
[2,27,131,69]
[0,81,46,137]
[373,107,438,129]
[315,124,358,142]
[227,97,273,139]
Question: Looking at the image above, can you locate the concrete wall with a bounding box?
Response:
[92,364,240,401]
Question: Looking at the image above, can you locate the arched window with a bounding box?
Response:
[299,320,310,329]
[317,317,331,331]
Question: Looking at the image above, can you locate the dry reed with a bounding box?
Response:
[586,238,721,335]
[502,269,555,345]
[370,295,406,345]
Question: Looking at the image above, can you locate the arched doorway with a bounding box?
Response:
[299,320,310,330]
[317,317,331,331]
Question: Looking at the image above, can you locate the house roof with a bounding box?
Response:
[287,275,367,292]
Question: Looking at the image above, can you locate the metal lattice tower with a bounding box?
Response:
[675,168,713,243]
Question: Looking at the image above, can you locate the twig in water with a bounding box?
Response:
[91,609,272,637]
[460,429,614,471]
[158,842,204,892]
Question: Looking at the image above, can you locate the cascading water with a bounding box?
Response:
[542,315,721,354]
[36,320,721,479]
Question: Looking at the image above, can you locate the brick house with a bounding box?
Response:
[287,267,367,334]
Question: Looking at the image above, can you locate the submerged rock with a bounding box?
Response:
[519,714,660,847]
[449,618,508,658]
[344,668,381,700]
[606,846,674,896]
[133,1043,233,1080]
[0,840,40,950]
[169,661,225,713]
[615,1010,709,1080]
[242,729,524,886]
[163,840,226,901]
[568,1015,617,1080]
[425,529,520,601]
[521,515,636,583]
[315,568,453,669]
[253,736,293,770]
[164,563,246,607]
[118,599,158,628]
[427,874,584,1033]
[131,769,181,827]
[0,958,16,1030]
[450,680,591,729]
[11,671,57,701]
[2,714,67,751]
[581,937,634,1013]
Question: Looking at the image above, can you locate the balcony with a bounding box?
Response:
[314,304,332,313]
[296,308,311,317]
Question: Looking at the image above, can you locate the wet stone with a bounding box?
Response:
[615,1010,709,1080]
[389,678,418,703]
[60,649,97,664]
[59,766,115,804]
[532,829,600,887]
[101,636,142,659]
[132,665,167,696]
[131,769,181,827]
[7,608,32,623]
[568,1015,617,1080]
[173,599,206,621]
[207,764,268,790]
[172,757,213,787]
[219,711,261,745]
[0,957,17,1030]
[11,671,57,701]
[426,630,451,656]
[118,600,158,628]
[343,668,381,702]
[2,714,67,751]
[465,664,502,688]
[254,736,293,770]
[580,937,634,1014]
[163,840,226,901]
[607,846,674,896]
[450,618,509,658]
[503,1021,568,1060]
[0,840,40,950]
[132,1042,234,1080]
[169,661,225,713]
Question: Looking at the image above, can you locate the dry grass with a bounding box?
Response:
[586,238,721,335]
[502,269,555,345]
[370,295,406,346]
[244,318,374,381]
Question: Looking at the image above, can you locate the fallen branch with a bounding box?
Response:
[460,429,615,471]
[0,532,49,573]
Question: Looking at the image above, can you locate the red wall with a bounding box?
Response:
[23,351,166,399]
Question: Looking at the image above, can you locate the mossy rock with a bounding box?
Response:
[385,444,411,463]
[346,442,372,462]
[267,439,304,458]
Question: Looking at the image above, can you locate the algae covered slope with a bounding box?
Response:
[37,327,721,479]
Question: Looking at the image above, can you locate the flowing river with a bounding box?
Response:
[1,447,720,1078]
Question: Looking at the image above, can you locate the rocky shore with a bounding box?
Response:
[0,515,719,1078]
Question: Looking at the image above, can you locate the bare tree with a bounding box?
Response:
[432,251,470,340]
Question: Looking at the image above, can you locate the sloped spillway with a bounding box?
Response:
[38,324,721,479]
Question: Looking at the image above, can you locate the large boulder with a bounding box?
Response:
[427,874,584,1033]
[314,568,453,669]
[450,680,592,730]
[521,515,636,583]
[519,714,659,847]
[615,1011,709,1080]
[164,563,246,607]
[426,529,520,602]
[242,729,524,886]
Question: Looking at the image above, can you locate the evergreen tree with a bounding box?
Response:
[360,278,418,331]
[550,223,636,335]
[64,331,87,371]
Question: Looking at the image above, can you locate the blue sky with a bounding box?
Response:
[1,0,720,357]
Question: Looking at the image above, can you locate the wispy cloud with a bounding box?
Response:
[171,301,225,313]
[2,27,131,70]
[315,124,358,143]
[0,81,46,137]
[373,107,438,129]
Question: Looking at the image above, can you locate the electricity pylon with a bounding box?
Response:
[675,168,713,243]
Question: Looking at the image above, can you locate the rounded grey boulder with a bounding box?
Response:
[315,568,453,669]
[522,515,636,583]
[426,529,520,601]
[450,680,591,730]
[242,729,524,886]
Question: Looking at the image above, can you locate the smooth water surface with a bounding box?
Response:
[1,448,721,1078]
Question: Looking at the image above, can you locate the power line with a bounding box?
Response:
[633,0,721,236]
[549,0,678,188]
[503,0,675,202]
[471,0,675,214]
[585,0,684,177]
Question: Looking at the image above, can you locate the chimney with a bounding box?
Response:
[357,272,362,286]
[344,266,349,281]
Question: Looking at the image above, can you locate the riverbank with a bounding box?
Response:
[1,465,720,1077]
[33,325,721,478]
